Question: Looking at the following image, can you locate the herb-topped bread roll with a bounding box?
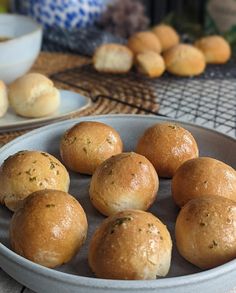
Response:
[152,24,180,52]
[10,189,88,268]
[60,121,123,175]
[136,123,199,178]
[93,44,133,74]
[172,157,236,207]
[194,35,231,64]
[89,209,172,280]
[89,152,159,216]
[9,73,60,118]
[0,150,70,211]
[0,80,8,117]
[175,195,236,269]
[163,44,206,76]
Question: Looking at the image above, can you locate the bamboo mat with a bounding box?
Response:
[0,52,156,146]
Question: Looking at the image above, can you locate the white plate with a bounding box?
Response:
[0,90,91,132]
[0,114,236,293]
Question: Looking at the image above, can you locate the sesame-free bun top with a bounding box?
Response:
[136,51,165,78]
[60,121,123,175]
[175,195,236,269]
[10,189,88,268]
[8,73,60,118]
[0,150,70,211]
[93,43,133,74]
[172,157,236,207]
[152,24,180,52]
[89,152,159,216]
[0,80,8,117]
[194,35,231,64]
[163,44,206,76]
[136,123,199,178]
[127,31,161,55]
[89,209,172,280]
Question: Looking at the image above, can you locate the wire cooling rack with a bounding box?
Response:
[51,58,236,138]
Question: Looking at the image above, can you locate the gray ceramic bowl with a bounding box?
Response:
[0,114,236,293]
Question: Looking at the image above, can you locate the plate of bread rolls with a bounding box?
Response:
[0,73,91,132]
[0,114,236,293]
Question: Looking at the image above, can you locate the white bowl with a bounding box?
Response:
[0,14,42,84]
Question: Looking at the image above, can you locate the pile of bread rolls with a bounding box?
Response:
[93,24,231,78]
[1,119,236,279]
[0,73,61,119]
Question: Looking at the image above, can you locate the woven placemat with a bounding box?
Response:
[0,52,155,145]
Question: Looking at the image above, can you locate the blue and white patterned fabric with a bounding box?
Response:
[12,0,106,29]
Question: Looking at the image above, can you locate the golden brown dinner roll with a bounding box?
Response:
[0,80,8,117]
[152,24,180,52]
[8,73,60,118]
[10,189,87,268]
[93,43,133,74]
[89,209,172,279]
[194,35,231,64]
[0,150,70,211]
[175,195,236,269]
[163,44,206,76]
[172,157,236,207]
[136,51,165,78]
[60,121,123,175]
[127,31,161,55]
[136,123,199,178]
[89,152,158,216]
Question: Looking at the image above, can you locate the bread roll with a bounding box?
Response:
[93,43,133,74]
[175,195,236,269]
[127,31,161,55]
[60,121,123,175]
[136,51,165,78]
[0,150,70,211]
[89,209,172,279]
[194,35,231,64]
[89,152,158,216]
[136,123,199,178]
[10,189,87,268]
[172,157,236,207]
[8,73,60,118]
[0,80,8,117]
[163,44,206,76]
[152,24,179,52]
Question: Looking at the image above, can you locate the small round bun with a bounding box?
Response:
[127,31,161,55]
[89,209,172,279]
[163,44,206,76]
[0,150,70,211]
[10,189,88,268]
[172,157,236,207]
[0,80,8,117]
[175,195,236,269]
[136,123,199,178]
[152,24,179,52]
[194,35,231,64]
[9,73,60,118]
[136,51,165,78]
[89,152,159,216]
[60,121,123,175]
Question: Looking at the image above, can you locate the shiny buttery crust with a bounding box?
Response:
[89,152,159,216]
[136,123,199,178]
[89,209,172,279]
[0,150,70,211]
[8,73,60,118]
[152,24,179,52]
[10,189,88,268]
[175,195,236,269]
[172,157,236,207]
[136,51,165,78]
[60,121,123,175]
[0,80,8,117]
[194,35,231,64]
[163,44,206,76]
